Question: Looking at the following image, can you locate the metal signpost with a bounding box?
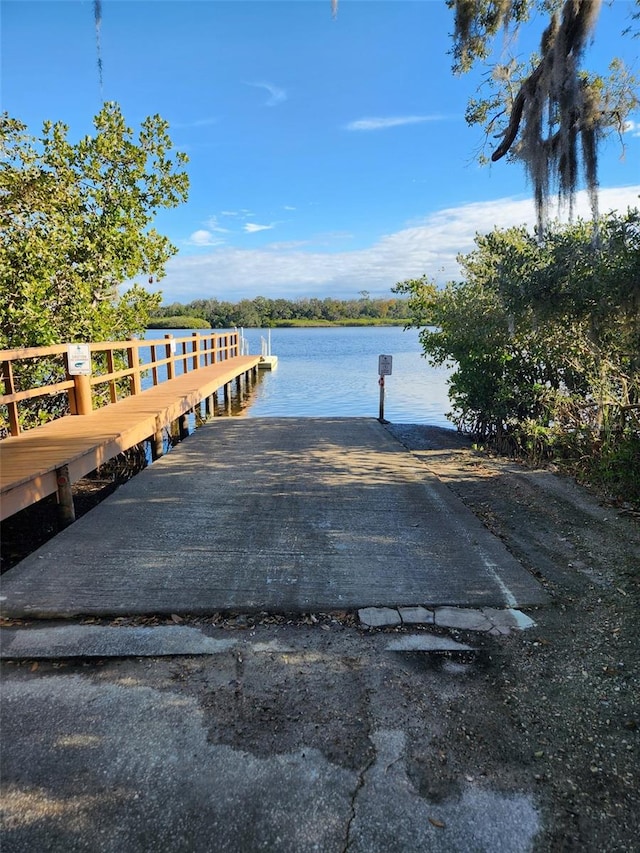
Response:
[378,354,392,422]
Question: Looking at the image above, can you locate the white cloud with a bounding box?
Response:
[623,119,640,137]
[219,210,255,218]
[247,81,287,107]
[205,216,230,233]
[311,230,354,244]
[265,240,310,250]
[244,222,275,233]
[346,115,446,131]
[171,117,218,129]
[186,229,225,247]
[283,205,296,211]
[163,186,640,302]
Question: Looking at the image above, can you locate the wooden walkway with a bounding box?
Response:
[0,355,261,521]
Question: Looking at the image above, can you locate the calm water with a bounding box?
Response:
[145,326,453,428]
[242,326,452,426]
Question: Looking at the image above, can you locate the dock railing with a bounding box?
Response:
[1,331,240,437]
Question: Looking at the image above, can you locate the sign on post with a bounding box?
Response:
[67,344,92,376]
[378,354,393,376]
[377,354,392,422]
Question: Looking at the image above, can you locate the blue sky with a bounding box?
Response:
[2,0,639,304]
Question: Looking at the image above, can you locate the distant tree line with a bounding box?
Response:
[149,294,411,328]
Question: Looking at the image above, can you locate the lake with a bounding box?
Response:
[145,326,453,428]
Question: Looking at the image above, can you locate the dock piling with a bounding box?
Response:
[56,465,75,527]
[151,416,164,460]
[179,413,189,440]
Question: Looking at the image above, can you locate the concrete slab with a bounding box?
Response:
[0,625,236,660]
[358,607,402,627]
[482,607,537,632]
[434,607,494,632]
[398,605,434,624]
[0,418,546,618]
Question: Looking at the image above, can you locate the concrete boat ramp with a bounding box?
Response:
[0,417,545,618]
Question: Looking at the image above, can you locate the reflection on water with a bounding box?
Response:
[145,326,453,428]
[232,326,452,427]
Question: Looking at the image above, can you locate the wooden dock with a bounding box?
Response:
[0,332,261,521]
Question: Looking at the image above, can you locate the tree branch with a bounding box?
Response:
[491,62,544,161]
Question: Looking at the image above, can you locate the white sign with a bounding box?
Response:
[378,354,393,376]
[67,343,92,376]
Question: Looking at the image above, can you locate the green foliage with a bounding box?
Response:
[0,103,188,431]
[147,316,211,330]
[0,102,188,349]
[392,276,437,328]
[399,211,640,504]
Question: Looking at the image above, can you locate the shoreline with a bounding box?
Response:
[146,319,412,330]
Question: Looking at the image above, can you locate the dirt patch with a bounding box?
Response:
[387,423,640,851]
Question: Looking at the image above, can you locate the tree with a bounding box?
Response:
[0,103,188,432]
[332,0,637,230]
[395,211,640,501]
[0,102,189,349]
[449,0,639,232]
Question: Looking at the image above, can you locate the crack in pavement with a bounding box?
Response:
[343,733,377,852]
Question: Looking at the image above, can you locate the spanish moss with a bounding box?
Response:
[94,0,104,98]
[456,0,604,234]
